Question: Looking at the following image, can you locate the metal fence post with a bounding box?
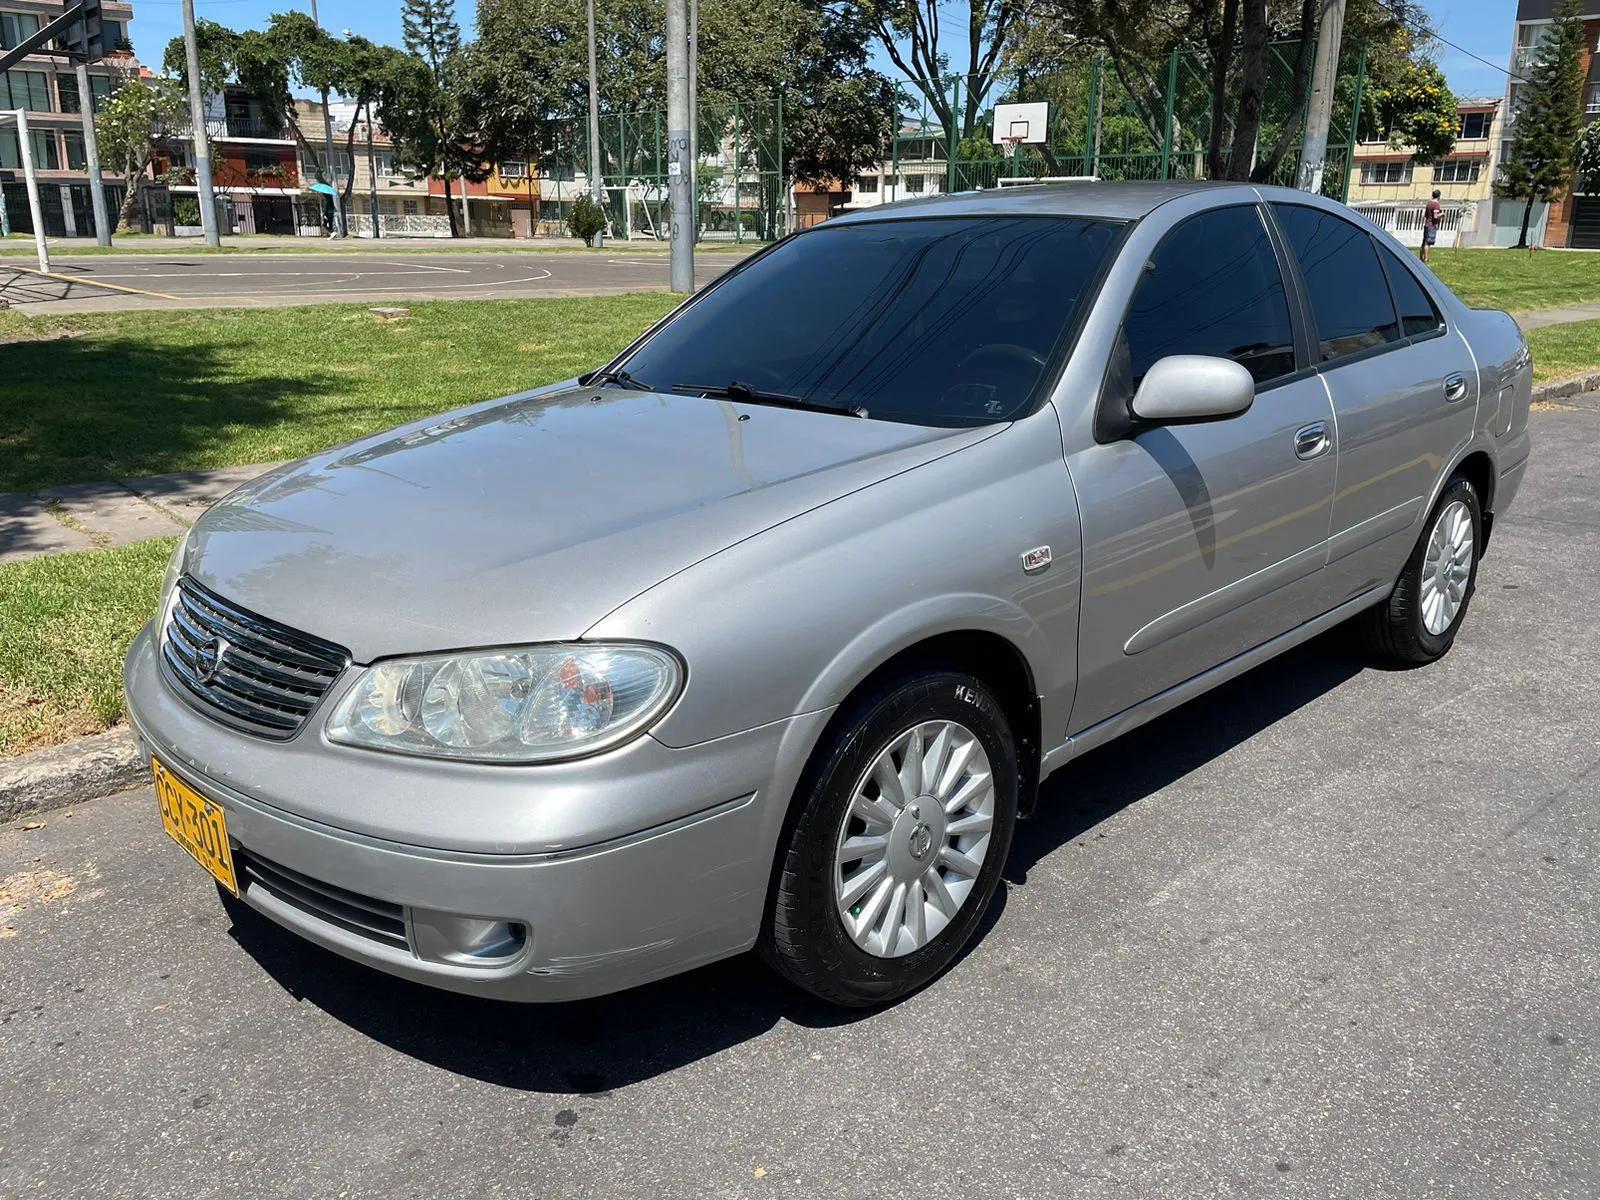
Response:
[1161,51,1178,179]
[733,100,741,243]
[1341,41,1368,203]
[776,91,785,237]
[948,74,961,193]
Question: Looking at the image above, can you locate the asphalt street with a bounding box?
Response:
[2,395,1597,1199]
[0,251,746,313]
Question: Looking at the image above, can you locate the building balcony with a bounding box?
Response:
[205,117,296,142]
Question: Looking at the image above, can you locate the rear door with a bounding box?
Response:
[1269,203,1479,602]
[1066,203,1338,732]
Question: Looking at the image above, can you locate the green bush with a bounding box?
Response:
[172,196,201,226]
[567,194,607,246]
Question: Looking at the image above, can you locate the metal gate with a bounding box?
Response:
[1571,197,1600,250]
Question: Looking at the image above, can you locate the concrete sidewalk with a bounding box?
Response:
[1516,301,1600,331]
[0,463,279,565]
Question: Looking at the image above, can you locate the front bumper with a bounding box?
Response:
[125,627,831,1001]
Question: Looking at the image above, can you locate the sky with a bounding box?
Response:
[126,0,1520,104]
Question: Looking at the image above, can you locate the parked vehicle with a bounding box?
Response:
[126,182,1533,1007]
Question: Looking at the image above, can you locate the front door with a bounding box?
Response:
[1067,204,1338,732]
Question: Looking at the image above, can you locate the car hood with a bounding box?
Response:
[186,385,995,661]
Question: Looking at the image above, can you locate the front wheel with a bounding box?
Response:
[1361,475,1482,665]
[760,669,1019,1007]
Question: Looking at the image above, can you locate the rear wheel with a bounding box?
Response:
[1362,475,1482,665]
[760,669,1018,1007]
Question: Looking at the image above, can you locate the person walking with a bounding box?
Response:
[1421,189,1443,263]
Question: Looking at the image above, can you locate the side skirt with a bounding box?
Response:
[1039,582,1391,779]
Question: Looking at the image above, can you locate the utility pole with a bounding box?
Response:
[310,0,345,236]
[665,0,692,292]
[586,0,605,249]
[15,110,50,271]
[459,170,470,235]
[181,0,220,246]
[688,0,697,244]
[1296,0,1348,195]
[74,61,111,245]
[365,108,380,237]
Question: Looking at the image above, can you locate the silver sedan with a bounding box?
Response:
[125,181,1533,1007]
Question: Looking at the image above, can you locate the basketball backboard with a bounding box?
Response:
[991,102,1049,146]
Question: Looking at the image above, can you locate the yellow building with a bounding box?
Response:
[1347,99,1501,246]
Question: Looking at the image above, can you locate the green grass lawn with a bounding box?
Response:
[1426,248,1600,313]
[0,294,680,494]
[0,537,175,755]
[1525,319,1600,383]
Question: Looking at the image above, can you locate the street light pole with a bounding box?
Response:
[180,0,220,246]
[74,61,111,245]
[665,0,692,292]
[688,0,697,245]
[586,0,605,249]
[310,0,345,236]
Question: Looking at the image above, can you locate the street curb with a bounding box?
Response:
[1532,373,1600,404]
[1,727,144,823]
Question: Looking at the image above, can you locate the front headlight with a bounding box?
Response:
[156,535,187,640]
[325,644,683,763]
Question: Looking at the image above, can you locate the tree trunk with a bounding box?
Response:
[1206,0,1240,178]
[1225,0,1270,181]
[117,175,140,233]
[1251,0,1318,183]
[1518,194,1534,249]
[443,173,460,238]
[341,100,364,220]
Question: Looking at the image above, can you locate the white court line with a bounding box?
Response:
[173,269,557,297]
[380,259,471,273]
[605,259,660,266]
[86,267,488,280]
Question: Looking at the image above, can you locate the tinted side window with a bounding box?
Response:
[1272,204,1400,361]
[1124,205,1296,388]
[1377,243,1444,338]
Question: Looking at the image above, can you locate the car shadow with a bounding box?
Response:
[224,627,1367,1094]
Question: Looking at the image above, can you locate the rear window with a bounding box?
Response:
[618,216,1121,426]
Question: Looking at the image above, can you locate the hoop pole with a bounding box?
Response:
[14,110,49,272]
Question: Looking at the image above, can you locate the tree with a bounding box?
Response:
[399,0,472,236]
[1370,58,1457,162]
[1497,0,1588,248]
[1576,121,1600,196]
[95,78,188,230]
[858,0,1021,147]
[456,0,893,194]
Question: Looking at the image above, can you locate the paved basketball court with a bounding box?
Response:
[0,250,747,313]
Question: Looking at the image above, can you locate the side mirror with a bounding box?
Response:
[1130,355,1255,424]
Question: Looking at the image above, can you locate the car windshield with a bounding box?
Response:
[618,215,1121,426]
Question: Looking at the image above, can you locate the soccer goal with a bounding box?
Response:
[0,108,50,271]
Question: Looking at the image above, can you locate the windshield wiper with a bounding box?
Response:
[584,367,652,391]
[670,379,867,418]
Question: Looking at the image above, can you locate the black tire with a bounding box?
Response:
[1361,474,1483,665]
[760,668,1019,1007]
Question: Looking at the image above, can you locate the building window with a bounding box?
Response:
[1458,112,1494,140]
[0,128,59,169]
[904,173,925,193]
[499,159,529,179]
[373,151,396,177]
[89,73,112,112]
[63,130,86,171]
[1,11,42,50]
[1360,160,1413,185]
[4,69,52,112]
[1588,84,1600,115]
[857,175,878,193]
[1433,158,1481,184]
[403,200,418,215]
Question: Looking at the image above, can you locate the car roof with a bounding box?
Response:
[829,180,1314,225]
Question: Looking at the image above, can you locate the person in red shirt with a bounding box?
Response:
[1421,189,1444,262]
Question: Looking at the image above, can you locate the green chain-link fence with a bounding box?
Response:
[889,39,1367,205]
[535,97,787,242]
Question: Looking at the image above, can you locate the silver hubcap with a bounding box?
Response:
[833,720,995,959]
[1421,499,1474,636]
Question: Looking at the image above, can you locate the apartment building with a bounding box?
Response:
[0,0,135,237]
[1347,99,1503,246]
[1496,0,1600,247]
[293,99,448,235]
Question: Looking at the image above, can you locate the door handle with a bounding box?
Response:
[1443,373,1469,403]
[1294,422,1331,461]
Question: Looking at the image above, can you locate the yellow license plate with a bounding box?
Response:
[154,757,239,896]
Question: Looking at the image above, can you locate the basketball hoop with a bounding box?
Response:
[1001,136,1023,158]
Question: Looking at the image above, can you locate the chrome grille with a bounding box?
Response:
[160,576,350,740]
[238,850,410,951]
